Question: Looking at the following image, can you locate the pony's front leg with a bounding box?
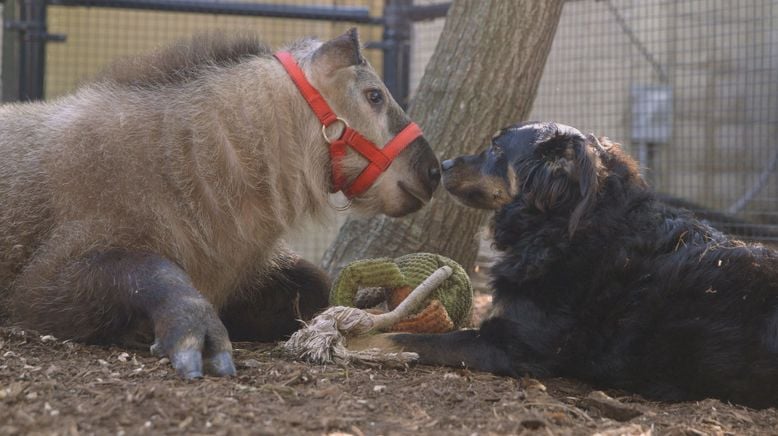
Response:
[12,245,236,379]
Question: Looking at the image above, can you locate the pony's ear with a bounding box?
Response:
[567,134,602,236]
[312,28,364,73]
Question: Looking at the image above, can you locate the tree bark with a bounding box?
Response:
[321,0,565,277]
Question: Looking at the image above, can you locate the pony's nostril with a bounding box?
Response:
[428,165,441,183]
[441,159,455,171]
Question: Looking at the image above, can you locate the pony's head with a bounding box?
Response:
[293,29,440,217]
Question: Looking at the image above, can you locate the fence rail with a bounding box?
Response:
[47,0,380,23]
[1,0,450,103]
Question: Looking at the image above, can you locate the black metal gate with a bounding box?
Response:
[1,0,449,105]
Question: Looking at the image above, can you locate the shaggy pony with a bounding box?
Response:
[0,30,440,378]
[375,121,778,408]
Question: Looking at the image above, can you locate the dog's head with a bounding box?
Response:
[442,121,633,236]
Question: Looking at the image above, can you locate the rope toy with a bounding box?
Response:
[284,253,473,365]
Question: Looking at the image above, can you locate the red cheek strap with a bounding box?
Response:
[338,123,422,198]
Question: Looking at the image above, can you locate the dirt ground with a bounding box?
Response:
[3,296,778,436]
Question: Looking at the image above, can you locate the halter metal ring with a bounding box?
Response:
[327,195,353,211]
[322,117,349,144]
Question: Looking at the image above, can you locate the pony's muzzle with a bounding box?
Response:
[410,136,441,200]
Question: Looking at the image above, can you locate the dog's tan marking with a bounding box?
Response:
[346,333,405,353]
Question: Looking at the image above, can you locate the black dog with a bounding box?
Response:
[373,121,778,408]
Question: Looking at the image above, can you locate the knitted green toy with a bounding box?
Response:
[329,253,473,333]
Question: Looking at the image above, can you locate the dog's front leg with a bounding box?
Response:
[349,328,517,376]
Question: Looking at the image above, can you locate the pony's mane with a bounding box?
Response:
[98,32,272,88]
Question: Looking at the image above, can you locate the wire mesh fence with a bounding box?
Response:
[527,0,778,244]
[1,0,775,264]
[409,0,778,249]
[43,0,384,99]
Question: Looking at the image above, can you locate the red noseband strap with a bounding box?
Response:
[274,51,423,199]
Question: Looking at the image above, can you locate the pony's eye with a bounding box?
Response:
[365,89,384,106]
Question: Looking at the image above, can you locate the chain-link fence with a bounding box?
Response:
[411,0,778,249]
[42,1,383,99]
[530,0,778,244]
[2,0,776,265]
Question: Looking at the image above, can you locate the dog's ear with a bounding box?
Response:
[566,135,602,236]
[524,128,602,237]
[521,131,579,219]
[532,130,601,236]
[312,28,364,73]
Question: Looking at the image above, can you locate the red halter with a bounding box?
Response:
[274,51,423,199]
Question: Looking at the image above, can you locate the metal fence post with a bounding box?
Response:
[381,0,412,108]
[2,0,65,101]
[2,0,21,101]
[18,0,48,100]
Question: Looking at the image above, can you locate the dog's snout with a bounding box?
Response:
[441,159,456,171]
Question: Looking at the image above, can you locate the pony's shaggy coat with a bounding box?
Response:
[0,30,439,377]
[377,121,778,408]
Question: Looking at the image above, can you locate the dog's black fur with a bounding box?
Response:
[383,121,778,408]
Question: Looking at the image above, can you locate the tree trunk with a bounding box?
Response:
[321,0,565,277]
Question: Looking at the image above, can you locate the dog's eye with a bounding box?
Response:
[365,89,384,106]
